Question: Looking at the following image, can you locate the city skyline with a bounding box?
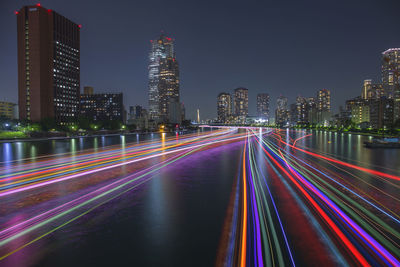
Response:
[1,0,400,120]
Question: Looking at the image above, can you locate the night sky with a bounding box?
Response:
[1,0,400,120]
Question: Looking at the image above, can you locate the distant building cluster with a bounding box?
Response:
[215,88,330,127]
[334,48,400,129]
[216,88,250,124]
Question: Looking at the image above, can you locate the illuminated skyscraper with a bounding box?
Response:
[382,48,400,122]
[317,89,331,112]
[382,48,400,98]
[159,57,179,119]
[17,4,80,123]
[217,92,232,123]
[256,93,270,121]
[275,96,289,126]
[148,34,179,120]
[362,79,384,100]
[234,88,248,122]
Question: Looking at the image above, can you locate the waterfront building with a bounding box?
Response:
[317,89,331,112]
[234,88,248,123]
[80,92,123,122]
[256,93,270,122]
[0,101,18,119]
[369,98,394,129]
[289,103,297,126]
[275,96,289,126]
[17,4,80,123]
[217,92,232,123]
[295,96,309,125]
[148,34,179,120]
[382,48,400,98]
[351,104,370,125]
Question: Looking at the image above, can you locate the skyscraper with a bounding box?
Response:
[382,48,400,98]
[382,48,400,122]
[17,4,80,123]
[275,96,289,126]
[317,89,331,112]
[217,92,232,123]
[148,34,179,120]
[256,93,270,122]
[159,57,180,120]
[295,96,308,125]
[234,88,248,123]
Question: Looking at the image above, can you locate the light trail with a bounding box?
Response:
[1,127,399,266]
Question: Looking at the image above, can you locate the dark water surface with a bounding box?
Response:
[0,130,399,266]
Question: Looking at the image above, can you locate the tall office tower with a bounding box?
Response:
[275,96,289,126]
[256,93,270,121]
[317,89,331,111]
[159,57,180,119]
[217,92,232,123]
[234,88,248,123]
[148,34,178,120]
[382,48,400,98]
[17,4,80,123]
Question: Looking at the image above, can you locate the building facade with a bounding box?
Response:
[217,92,232,123]
[148,34,179,121]
[369,98,394,129]
[382,48,400,99]
[0,102,18,119]
[275,96,289,126]
[234,88,248,123]
[256,93,270,122]
[159,57,180,120]
[80,93,123,122]
[17,4,80,123]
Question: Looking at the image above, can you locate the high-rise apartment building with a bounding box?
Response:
[362,80,384,100]
[382,48,400,98]
[17,4,80,123]
[234,88,248,122]
[275,96,289,126]
[295,96,309,125]
[256,93,270,121]
[148,34,179,121]
[317,89,331,111]
[217,92,232,123]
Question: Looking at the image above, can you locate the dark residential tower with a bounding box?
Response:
[17,4,80,123]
